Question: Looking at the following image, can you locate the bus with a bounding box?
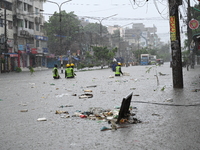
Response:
[140,54,150,65]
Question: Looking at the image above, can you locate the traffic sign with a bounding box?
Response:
[189,19,199,30]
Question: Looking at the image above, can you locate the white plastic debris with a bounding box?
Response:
[37,118,47,121]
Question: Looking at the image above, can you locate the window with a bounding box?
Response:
[36,40,39,47]
[0,19,3,27]
[24,3,27,11]
[36,24,39,31]
[40,25,43,33]
[8,21,12,29]
[35,8,39,15]
[25,20,28,28]
[18,20,23,28]
[29,22,34,29]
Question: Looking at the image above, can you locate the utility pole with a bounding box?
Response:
[4,1,7,54]
[187,0,195,68]
[168,0,183,88]
[47,0,72,73]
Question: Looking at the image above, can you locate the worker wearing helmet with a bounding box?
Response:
[52,64,60,79]
[70,63,76,77]
[115,62,123,76]
[65,64,74,78]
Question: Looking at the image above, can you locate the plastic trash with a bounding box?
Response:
[79,94,93,99]
[86,85,97,88]
[80,115,87,118]
[20,109,28,112]
[55,110,69,114]
[37,118,47,121]
[100,126,111,131]
[84,90,92,92]
[109,75,114,78]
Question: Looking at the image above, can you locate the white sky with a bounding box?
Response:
[43,0,199,43]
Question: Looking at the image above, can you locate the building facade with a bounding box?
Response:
[0,0,48,72]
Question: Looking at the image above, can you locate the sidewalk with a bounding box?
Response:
[21,67,49,72]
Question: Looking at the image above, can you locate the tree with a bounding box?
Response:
[44,11,81,55]
[84,23,108,35]
[92,46,117,66]
[83,23,109,46]
[156,43,171,61]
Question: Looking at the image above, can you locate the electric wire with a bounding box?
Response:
[131,101,200,107]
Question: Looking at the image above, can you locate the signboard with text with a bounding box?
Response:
[170,16,176,41]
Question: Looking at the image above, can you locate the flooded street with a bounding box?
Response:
[0,63,200,150]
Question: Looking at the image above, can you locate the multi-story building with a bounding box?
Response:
[0,0,48,72]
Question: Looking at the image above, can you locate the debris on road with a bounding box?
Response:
[55,93,69,98]
[109,75,114,78]
[55,110,69,114]
[37,118,47,121]
[20,109,28,112]
[79,93,93,99]
[86,85,97,88]
[29,83,35,88]
[165,98,173,102]
[59,105,73,108]
[123,72,130,76]
[84,89,92,92]
[191,89,200,92]
[159,72,168,76]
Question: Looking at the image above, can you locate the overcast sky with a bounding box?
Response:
[43,0,199,43]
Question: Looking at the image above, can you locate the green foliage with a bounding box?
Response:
[83,23,108,35]
[15,67,22,73]
[28,66,35,74]
[77,63,86,69]
[44,11,81,55]
[182,50,190,62]
[145,66,153,73]
[132,48,148,61]
[92,46,117,65]
[161,85,166,91]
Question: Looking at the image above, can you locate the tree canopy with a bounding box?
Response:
[44,11,81,55]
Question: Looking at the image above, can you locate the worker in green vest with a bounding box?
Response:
[52,64,60,79]
[65,64,74,78]
[115,62,123,76]
[70,63,76,78]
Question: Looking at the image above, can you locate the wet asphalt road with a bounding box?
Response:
[0,63,200,150]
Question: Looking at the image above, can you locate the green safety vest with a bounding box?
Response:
[66,68,73,77]
[115,66,120,75]
[53,67,59,77]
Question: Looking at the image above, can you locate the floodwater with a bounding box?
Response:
[0,63,200,150]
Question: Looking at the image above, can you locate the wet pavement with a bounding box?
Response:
[0,62,200,150]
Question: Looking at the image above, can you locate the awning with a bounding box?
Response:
[72,56,79,61]
[3,53,18,57]
[58,57,68,61]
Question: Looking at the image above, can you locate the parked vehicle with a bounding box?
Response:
[140,54,150,65]
[149,55,157,65]
[156,59,164,65]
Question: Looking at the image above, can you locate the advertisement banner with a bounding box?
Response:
[170,16,176,41]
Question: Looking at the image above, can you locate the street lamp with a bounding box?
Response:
[86,14,117,45]
[46,0,72,73]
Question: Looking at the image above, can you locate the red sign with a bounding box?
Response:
[31,48,38,54]
[189,19,199,30]
[10,54,18,57]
